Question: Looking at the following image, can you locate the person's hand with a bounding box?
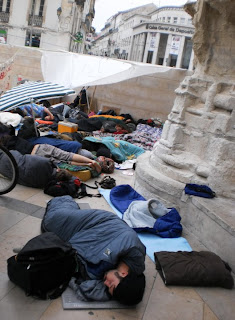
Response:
[89,160,101,173]
[44,115,54,121]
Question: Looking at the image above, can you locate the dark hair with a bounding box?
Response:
[113,273,145,305]
[39,100,51,108]
[55,169,73,182]
[0,134,11,147]
[12,107,25,117]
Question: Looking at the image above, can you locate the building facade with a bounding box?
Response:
[0,0,95,53]
[91,5,195,70]
[91,3,156,58]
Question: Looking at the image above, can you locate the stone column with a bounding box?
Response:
[163,34,173,66]
[176,36,186,68]
[143,32,151,63]
[135,0,235,202]
[152,33,160,65]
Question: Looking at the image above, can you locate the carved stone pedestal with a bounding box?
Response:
[134,0,235,270]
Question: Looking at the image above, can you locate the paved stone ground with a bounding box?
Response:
[0,169,234,320]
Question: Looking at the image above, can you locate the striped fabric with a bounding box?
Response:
[0,81,75,111]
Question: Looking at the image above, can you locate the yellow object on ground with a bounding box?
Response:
[89,115,124,120]
[66,169,91,182]
[58,121,78,133]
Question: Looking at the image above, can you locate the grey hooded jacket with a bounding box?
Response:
[0,149,56,188]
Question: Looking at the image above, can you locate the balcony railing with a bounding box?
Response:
[0,12,10,23]
[28,15,43,27]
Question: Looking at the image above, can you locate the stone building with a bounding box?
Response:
[91,4,194,70]
[130,6,194,70]
[0,0,95,53]
[91,3,157,58]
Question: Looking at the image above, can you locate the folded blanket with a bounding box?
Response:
[154,251,234,289]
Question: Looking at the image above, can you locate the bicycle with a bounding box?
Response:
[0,145,19,195]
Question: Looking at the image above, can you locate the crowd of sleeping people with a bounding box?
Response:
[0,100,147,306]
[0,121,101,188]
[0,99,139,189]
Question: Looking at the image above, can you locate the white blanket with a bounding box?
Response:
[0,112,22,127]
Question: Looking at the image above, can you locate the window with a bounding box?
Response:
[6,0,10,13]
[173,17,178,24]
[39,0,45,17]
[167,16,171,23]
[147,51,153,63]
[0,0,3,12]
[180,17,185,24]
[31,0,36,15]
[162,17,165,22]
[25,31,41,47]
[188,18,192,25]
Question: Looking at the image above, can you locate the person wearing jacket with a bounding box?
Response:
[13,103,54,121]
[0,134,101,173]
[0,149,73,189]
[42,195,146,305]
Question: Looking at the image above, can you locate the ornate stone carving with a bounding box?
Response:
[136,0,235,199]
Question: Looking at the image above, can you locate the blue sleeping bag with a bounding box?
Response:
[110,184,146,214]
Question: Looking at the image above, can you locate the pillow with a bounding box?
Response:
[154,251,234,289]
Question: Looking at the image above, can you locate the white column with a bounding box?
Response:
[128,35,134,60]
[137,34,141,61]
[152,32,160,65]
[143,32,151,63]
[7,0,30,46]
[131,35,137,61]
[176,36,186,68]
[139,33,146,62]
[163,34,172,66]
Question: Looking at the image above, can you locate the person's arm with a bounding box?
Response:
[43,107,54,120]
[70,154,101,173]
[121,247,146,275]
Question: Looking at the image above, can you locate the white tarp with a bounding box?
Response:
[41,51,170,90]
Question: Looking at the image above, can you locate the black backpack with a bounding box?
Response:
[7,232,77,300]
[44,178,102,199]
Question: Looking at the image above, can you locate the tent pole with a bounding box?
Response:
[30,98,39,137]
[89,86,97,112]
[85,86,90,113]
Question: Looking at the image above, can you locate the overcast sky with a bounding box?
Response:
[92,0,189,32]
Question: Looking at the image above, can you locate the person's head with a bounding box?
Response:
[12,107,26,117]
[103,269,146,305]
[55,169,73,182]
[0,133,11,147]
[115,124,123,131]
[115,122,129,132]
[39,100,51,108]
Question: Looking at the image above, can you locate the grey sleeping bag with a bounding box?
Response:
[0,150,56,188]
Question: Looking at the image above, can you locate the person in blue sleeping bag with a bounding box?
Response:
[41,195,146,305]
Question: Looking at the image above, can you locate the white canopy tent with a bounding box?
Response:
[41,51,171,90]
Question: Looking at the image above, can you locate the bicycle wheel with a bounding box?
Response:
[0,145,19,195]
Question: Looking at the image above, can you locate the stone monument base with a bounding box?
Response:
[134,152,235,272]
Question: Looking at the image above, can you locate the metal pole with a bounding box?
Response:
[29,0,35,47]
[30,98,39,137]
